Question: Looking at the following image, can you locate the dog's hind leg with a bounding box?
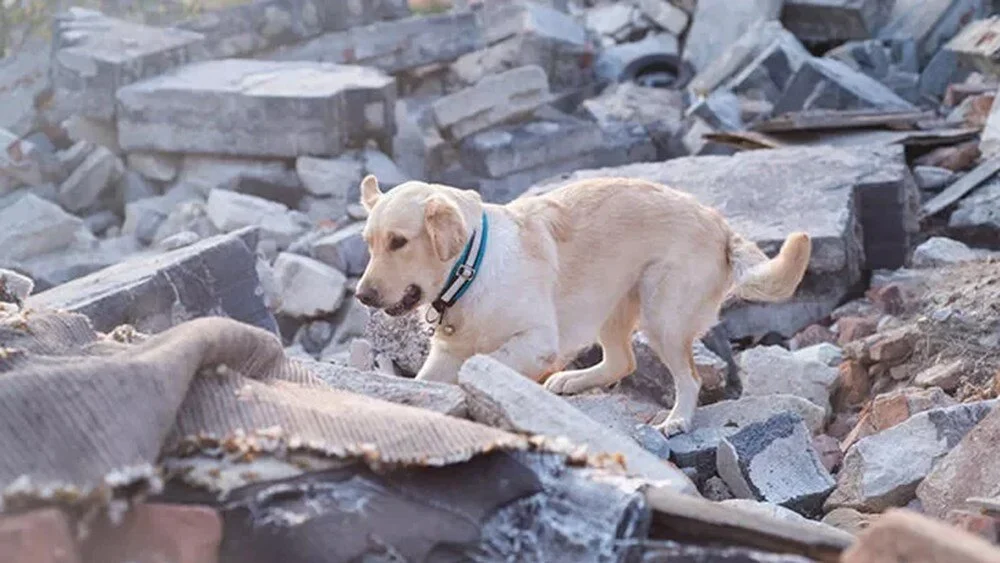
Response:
[544,291,640,395]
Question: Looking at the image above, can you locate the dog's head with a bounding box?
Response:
[355,175,482,316]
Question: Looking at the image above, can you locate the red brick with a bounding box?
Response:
[836,316,878,346]
[82,503,221,563]
[0,508,80,563]
[870,392,911,432]
[843,509,1000,563]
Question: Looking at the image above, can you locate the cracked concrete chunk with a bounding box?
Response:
[26,228,277,335]
[116,59,396,158]
[431,66,550,141]
[272,252,347,318]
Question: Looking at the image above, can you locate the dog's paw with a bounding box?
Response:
[542,371,588,395]
[655,416,691,437]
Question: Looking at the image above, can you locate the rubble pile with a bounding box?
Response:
[4,0,1000,561]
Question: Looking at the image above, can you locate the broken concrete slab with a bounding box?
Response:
[0,193,94,265]
[16,235,141,290]
[459,116,604,179]
[56,145,124,213]
[717,413,836,518]
[528,144,917,339]
[878,0,986,64]
[636,0,690,35]
[562,393,664,438]
[782,0,895,43]
[51,8,206,121]
[911,236,980,267]
[294,154,362,215]
[738,345,839,412]
[725,31,812,103]
[205,189,311,250]
[301,361,467,417]
[458,355,697,493]
[0,269,34,304]
[948,178,1000,238]
[26,228,277,335]
[116,59,396,158]
[272,252,347,318]
[174,0,411,59]
[774,57,917,114]
[688,20,792,97]
[127,152,179,183]
[450,1,593,93]
[431,65,550,141]
[827,400,997,512]
[692,394,827,435]
[265,10,483,74]
[667,426,739,480]
[684,0,784,73]
[581,83,686,159]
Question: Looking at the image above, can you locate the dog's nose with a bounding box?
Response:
[355,286,380,307]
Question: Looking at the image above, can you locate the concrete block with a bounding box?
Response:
[782,0,896,42]
[684,0,784,73]
[431,65,550,141]
[774,57,916,114]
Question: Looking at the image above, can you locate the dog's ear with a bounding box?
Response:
[424,196,467,262]
[360,175,382,211]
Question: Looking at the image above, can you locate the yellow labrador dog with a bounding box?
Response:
[355,174,811,436]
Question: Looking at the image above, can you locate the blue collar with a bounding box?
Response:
[429,212,488,323]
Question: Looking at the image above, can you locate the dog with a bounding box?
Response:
[355,174,811,436]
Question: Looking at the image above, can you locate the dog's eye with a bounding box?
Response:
[388,235,408,251]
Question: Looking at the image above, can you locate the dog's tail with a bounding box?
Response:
[727,231,811,303]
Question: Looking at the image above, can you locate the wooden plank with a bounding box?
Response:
[921,155,1000,218]
[753,108,937,133]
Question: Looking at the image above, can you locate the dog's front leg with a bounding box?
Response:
[489,327,560,382]
[415,341,468,384]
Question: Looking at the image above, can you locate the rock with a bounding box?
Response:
[158,231,202,251]
[295,154,362,215]
[813,433,843,473]
[205,189,310,250]
[272,252,347,318]
[56,145,123,213]
[51,8,206,121]
[842,387,958,451]
[0,193,94,265]
[123,187,202,246]
[458,355,697,493]
[0,129,63,188]
[842,508,1000,563]
[789,324,836,351]
[775,58,917,114]
[83,210,120,236]
[946,16,1000,77]
[0,269,34,304]
[827,400,997,512]
[946,91,995,129]
[127,152,180,183]
[459,116,605,179]
[793,343,844,367]
[310,223,370,276]
[563,393,664,438]
[667,426,739,479]
[917,407,1000,519]
[912,237,979,267]
[266,10,483,74]
[683,0,784,73]
[81,503,221,563]
[631,423,673,460]
[635,0,690,35]
[913,166,956,191]
[153,201,219,247]
[581,83,686,159]
[913,359,966,392]
[432,66,550,142]
[584,3,634,38]
[781,0,895,42]
[692,394,827,435]
[177,155,288,197]
[878,0,987,64]
[721,499,842,533]
[948,179,1000,236]
[738,345,839,412]
[527,144,918,340]
[116,60,396,158]
[832,359,872,411]
[836,316,879,345]
[364,309,431,376]
[717,412,836,518]
[321,299,372,358]
[687,20,791,96]
[449,1,593,93]
[301,361,467,417]
[0,508,80,563]
[27,229,277,335]
[822,507,872,535]
[361,149,409,189]
[701,476,735,501]
[595,33,680,83]
[868,326,917,364]
[18,235,141,290]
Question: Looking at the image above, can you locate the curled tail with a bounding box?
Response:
[728,231,811,303]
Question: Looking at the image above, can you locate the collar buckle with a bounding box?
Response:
[455,264,475,280]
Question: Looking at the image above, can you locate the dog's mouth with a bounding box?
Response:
[384,284,423,317]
